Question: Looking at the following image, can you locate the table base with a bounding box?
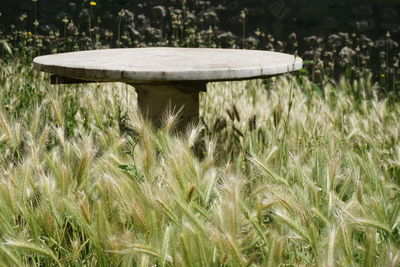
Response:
[130,82,207,128]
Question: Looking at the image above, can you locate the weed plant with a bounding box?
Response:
[0,59,399,266]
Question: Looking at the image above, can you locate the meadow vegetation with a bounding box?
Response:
[0,1,399,265]
[0,59,399,266]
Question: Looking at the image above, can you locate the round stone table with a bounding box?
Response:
[33,47,302,126]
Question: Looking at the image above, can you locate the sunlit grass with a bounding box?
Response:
[0,60,399,266]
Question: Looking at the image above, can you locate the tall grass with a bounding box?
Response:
[0,60,399,266]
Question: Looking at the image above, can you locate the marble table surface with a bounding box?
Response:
[33,47,303,84]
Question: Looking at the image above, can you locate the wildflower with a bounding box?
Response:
[207,26,213,35]
[19,13,27,22]
[67,21,75,31]
[62,17,69,24]
[90,1,96,6]
[304,35,317,45]
[324,51,333,58]
[118,9,125,17]
[288,32,297,43]
[339,47,356,58]
[240,10,246,20]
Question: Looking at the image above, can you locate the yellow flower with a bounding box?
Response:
[90,1,96,6]
[380,73,385,78]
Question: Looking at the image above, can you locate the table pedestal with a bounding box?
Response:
[130,82,207,127]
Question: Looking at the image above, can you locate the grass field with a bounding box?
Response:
[0,60,399,266]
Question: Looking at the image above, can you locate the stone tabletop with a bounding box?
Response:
[33,47,302,83]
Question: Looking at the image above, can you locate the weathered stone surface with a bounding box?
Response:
[134,82,204,126]
[33,47,302,83]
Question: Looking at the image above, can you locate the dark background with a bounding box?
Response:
[1,0,399,40]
